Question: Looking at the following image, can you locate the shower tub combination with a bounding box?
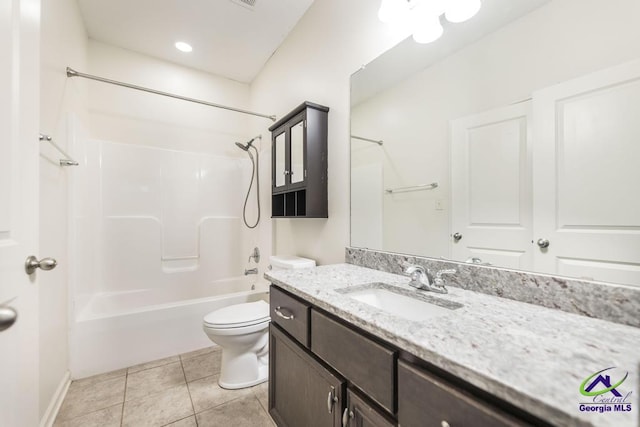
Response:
[71,277,268,378]
[69,130,266,378]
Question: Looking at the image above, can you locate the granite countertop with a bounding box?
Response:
[265,263,640,427]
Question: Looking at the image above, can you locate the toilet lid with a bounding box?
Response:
[204,300,270,328]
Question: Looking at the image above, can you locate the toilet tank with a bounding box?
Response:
[270,255,316,270]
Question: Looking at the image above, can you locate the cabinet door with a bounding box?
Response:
[270,324,345,427]
[343,390,395,427]
[289,115,307,189]
[273,130,287,191]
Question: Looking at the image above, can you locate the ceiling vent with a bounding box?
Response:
[229,0,256,10]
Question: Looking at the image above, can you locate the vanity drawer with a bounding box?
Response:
[270,285,311,347]
[310,309,397,414]
[398,360,527,427]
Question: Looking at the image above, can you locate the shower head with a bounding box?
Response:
[234,135,261,152]
[235,142,249,151]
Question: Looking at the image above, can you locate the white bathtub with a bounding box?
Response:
[70,277,269,379]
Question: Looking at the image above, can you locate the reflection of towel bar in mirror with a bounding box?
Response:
[39,133,79,166]
[385,183,438,194]
[351,135,383,146]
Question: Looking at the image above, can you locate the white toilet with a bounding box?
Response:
[202,255,316,389]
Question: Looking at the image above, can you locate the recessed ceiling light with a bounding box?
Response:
[175,42,193,53]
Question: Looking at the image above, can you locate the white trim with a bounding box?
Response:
[40,371,71,427]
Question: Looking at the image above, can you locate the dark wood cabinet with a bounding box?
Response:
[269,324,345,427]
[269,102,329,218]
[343,390,395,427]
[311,309,396,414]
[270,286,311,347]
[397,360,527,427]
[269,284,546,427]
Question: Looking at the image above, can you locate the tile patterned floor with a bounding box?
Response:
[54,347,274,427]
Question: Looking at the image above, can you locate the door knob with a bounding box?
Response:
[0,306,18,332]
[453,232,462,242]
[25,256,57,275]
[537,238,550,249]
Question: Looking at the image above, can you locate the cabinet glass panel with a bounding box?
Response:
[274,132,286,188]
[291,120,305,184]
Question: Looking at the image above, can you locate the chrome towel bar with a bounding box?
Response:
[385,182,438,194]
[39,134,79,166]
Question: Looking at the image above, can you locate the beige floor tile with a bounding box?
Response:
[126,361,186,401]
[196,395,273,427]
[181,351,221,382]
[56,376,126,422]
[179,346,219,361]
[252,381,269,412]
[54,404,122,427]
[187,374,252,413]
[122,384,193,427]
[72,368,127,389]
[164,415,197,426]
[128,355,180,374]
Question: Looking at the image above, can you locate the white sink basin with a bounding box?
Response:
[345,287,456,321]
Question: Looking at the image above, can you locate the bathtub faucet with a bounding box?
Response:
[244,268,258,275]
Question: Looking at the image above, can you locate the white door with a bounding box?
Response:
[533,60,640,285]
[450,102,533,270]
[0,0,40,425]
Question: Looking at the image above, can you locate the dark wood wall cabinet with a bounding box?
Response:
[269,102,329,218]
[269,285,550,427]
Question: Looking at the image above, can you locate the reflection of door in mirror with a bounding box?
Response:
[450,102,533,271]
[290,120,305,185]
[274,132,286,188]
[532,60,640,285]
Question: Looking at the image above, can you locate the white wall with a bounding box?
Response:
[39,0,88,420]
[86,40,253,155]
[250,0,408,265]
[350,0,640,259]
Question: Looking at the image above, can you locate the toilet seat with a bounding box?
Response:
[203,300,270,329]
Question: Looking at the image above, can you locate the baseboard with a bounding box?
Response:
[40,370,71,427]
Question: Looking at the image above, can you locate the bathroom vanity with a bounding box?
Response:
[265,264,640,427]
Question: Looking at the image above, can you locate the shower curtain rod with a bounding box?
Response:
[66,67,277,122]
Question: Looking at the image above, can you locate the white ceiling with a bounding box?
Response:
[77,0,315,83]
[351,0,551,106]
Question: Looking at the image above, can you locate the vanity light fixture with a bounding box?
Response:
[175,41,193,52]
[378,0,482,44]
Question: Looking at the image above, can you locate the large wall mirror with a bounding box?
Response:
[350,0,640,287]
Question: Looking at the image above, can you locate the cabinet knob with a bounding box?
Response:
[342,408,353,426]
[283,170,289,175]
[453,232,462,242]
[327,386,337,413]
[274,306,294,320]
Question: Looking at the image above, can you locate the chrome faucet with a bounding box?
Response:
[402,263,456,294]
[244,268,258,275]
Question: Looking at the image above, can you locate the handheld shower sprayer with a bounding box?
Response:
[234,136,258,152]
[235,135,262,229]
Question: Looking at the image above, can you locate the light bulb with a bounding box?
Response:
[175,41,193,53]
[378,0,409,24]
[411,3,444,44]
[445,0,482,23]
